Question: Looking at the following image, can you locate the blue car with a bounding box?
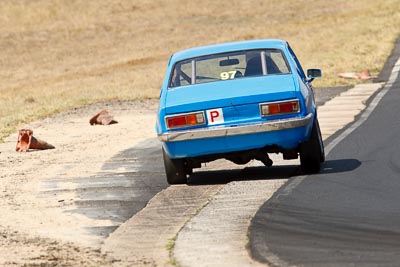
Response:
[156,39,324,184]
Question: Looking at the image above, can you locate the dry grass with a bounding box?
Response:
[1,0,400,141]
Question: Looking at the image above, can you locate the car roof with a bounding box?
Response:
[170,39,288,64]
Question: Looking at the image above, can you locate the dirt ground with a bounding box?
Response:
[0,86,350,266]
[0,100,157,266]
[0,83,369,267]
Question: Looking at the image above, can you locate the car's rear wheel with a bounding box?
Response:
[300,118,324,173]
[162,147,187,185]
[317,119,325,163]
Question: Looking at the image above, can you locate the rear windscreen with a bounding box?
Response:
[169,49,291,88]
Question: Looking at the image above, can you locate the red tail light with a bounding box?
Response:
[260,100,299,116]
[166,112,205,129]
[167,116,187,128]
[279,101,299,113]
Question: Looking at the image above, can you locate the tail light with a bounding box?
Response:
[166,111,205,129]
[260,100,300,117]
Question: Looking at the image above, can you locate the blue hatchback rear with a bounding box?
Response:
[156,39,325,184]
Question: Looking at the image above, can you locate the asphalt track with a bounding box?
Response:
[249,61,400,265]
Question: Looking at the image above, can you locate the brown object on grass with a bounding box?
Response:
[357,69,372,80]
[89,109,118,125]
[338,69,373,80]
[16,129,55,152]
[338,72,359,79]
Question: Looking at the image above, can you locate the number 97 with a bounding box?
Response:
[220,71,237,80]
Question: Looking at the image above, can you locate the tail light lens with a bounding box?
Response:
[260,100,300,116]
[166,112,205,129]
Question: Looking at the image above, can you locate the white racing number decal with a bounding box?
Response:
[206,108,224,125]
[220,70,237,80]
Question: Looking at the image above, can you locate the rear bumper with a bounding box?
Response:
[158,113,313,142]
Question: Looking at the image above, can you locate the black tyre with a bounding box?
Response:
[162,148,187,185]
[317,119,325,163]
[300,118,325,173]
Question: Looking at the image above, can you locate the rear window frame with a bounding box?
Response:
[168,49,292,89]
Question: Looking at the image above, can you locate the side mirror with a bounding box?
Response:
[307,69,322,82]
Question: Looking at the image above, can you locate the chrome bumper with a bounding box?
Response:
[158,113,313,142]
